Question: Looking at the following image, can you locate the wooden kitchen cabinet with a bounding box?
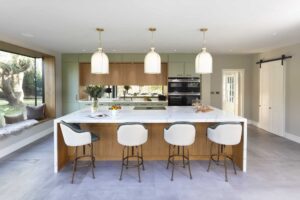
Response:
[79,62,167,86]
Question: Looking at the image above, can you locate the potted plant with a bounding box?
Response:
[85,85,103,112]
[123,85,131,99]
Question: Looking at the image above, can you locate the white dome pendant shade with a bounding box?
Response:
[195,48,213,74]
[195,28,213,74]
[144,28,161,74]
[144,47,161,74]
[91,48,109,74]
[91,28,109,74]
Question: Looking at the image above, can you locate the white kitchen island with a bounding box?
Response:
[54,106,247,173]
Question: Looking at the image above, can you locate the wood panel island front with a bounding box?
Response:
[54,106,247,173]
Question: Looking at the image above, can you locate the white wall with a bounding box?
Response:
[251,43,300,138]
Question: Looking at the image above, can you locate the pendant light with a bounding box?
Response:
[91,28,109,74]
[144,28,161,74]
[195,28,213,74]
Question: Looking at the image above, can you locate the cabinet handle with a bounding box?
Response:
[269,107,272,109]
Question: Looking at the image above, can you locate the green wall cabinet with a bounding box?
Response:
[168,62,198,77]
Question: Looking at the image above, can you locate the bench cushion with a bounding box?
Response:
[4,114,24,124]
[0,119,39,137]
[26,104,45,120]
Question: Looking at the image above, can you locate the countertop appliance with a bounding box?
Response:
[168,77,201,106]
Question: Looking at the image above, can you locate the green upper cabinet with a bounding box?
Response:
[168,62,185,77]
[168,62,199,77]
[184,62,198,77]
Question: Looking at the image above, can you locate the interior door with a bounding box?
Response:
[259,64,271,131]
[222,71,239,115]
[259,61,284,136]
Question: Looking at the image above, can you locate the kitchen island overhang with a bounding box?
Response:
[54,106,247,173]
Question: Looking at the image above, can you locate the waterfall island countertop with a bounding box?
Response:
[54,106,247,173]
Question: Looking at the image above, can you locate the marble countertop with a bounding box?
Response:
[54,106,247,124]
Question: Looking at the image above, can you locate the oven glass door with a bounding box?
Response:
[168,82,184,93]
[168,82,200,93]
[186,82,200,93]
[184,95,201,105]
[168,95,183,106]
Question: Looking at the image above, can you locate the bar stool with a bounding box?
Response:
[164,122,196,181]
[117,123,148,182]
[207,123,242,182]
[60,121,99,184]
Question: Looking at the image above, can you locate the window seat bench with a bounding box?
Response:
[0,119,53,158]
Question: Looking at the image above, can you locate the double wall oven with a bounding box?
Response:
[168,77,201,106]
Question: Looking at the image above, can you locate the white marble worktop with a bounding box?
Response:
[54,106,247,124]
[53,106,248,173]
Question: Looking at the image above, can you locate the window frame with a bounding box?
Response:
[0,49,45,106]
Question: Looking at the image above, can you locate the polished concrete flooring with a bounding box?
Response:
[1,125,300,200]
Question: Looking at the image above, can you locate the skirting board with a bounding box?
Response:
[247,120,259,127]
[248,119,300,144]
[0,127,53,159]
[285,132,300,144]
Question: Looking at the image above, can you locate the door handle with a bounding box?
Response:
[269,107,272,109]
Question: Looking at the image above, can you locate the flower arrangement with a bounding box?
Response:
[85,85,103,100]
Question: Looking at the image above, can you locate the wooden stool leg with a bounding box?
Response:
[167,145,171,169]
[171,145,175,181]
[71,147,78,184]
[119,147,125,181]
[141,145,145,170]
[224,155,228,182]
[207,142,213,172]
[137,146,141,183]
[187,148,192,179]
[91,143,95,179]
[182,146,185,168]
[126,147,129,169]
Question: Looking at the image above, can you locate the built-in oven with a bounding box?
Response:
[168,77,201,106]
[168,77,200,93]
[168,93,200,106]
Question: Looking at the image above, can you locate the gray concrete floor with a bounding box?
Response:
[1,125,300,200]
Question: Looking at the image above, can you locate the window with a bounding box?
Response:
[116,85,163,97]
[0,50,44,116]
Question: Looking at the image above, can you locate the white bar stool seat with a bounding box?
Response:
[117,123,148,182]
[60,120,99,183]
[207,123,242,182]
[164,122,196,181]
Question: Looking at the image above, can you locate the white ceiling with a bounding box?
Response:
[0,0,300,54]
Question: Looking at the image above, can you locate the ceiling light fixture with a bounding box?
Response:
[144,28,161,74]
[195,28,213,74]
[91,28,109,74]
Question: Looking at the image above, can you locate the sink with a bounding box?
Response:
[133,106,166,110]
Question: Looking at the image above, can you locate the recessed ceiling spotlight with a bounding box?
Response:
[21,33,34,38]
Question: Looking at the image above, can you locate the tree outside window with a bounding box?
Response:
[0,50,44,116]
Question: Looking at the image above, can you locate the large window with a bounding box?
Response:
[0,50,44,116]
[116,85,163,97]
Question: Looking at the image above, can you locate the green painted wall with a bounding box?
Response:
[62,53,254,117]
